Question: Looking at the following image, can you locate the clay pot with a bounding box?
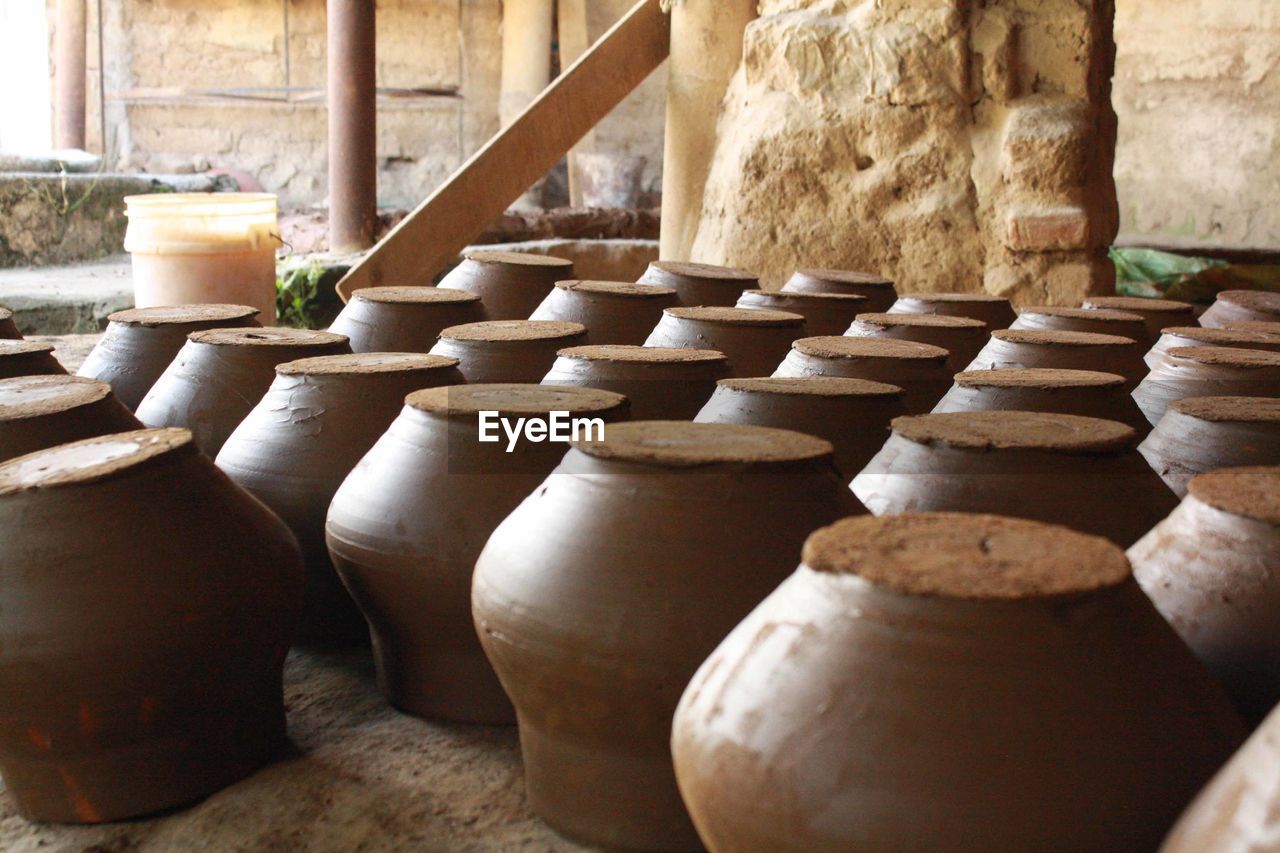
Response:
[889,291,1017,329]
[0,341,67,380]
[0,306,21,340]
[1200,290,1280,329]
[135,327,350,456]
[1081,295,1197,338]
[933,368,1150,435]
[845,311,988,372]
[0,428,303,823]
[1011,305,1150,343]
[672,513,1246,852]
[77,305,262,410]
[528,280,679,345]
[542,345,729,420]
[643,307,805,378]
[1146,325,1280,368]
[694,376,906,477]
[437,250,573,320]
[1134,345,1280,427]
[773,336,952,414]
[852,411,1178,546]
[472,421,864,849]
[637,260,759,307]
[0,375,143,462]
[327,384,629,725]
[328,287,485,353]
[734,289,868,337]
[1138,397,1280,497]
[966,329,1148,390]
[217,353,466,648]
[1223,320,1280,336]
[780,269,897,312]
[429,320,587,384]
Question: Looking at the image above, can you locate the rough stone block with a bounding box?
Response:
[1005,206,1092,252]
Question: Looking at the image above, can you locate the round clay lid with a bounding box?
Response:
[554,280,676,298]
[1171,396,1280,424]
[1017,306,1146,323]
[718,376,904,398]
[954,368,1125,390]
[1215,290,1280,317]
[664,307,803,327]
[803,513,1130,599]
[107,304,260,326]
[792,336,949,362]
[188,327,348,348]
[438,320,587,342]
[1082,296,1195,315]
[1158,326,1280,347]
[572,420,833,469]
[463,250,572,269]
[739,290,868,305]
[277,352,460,376]
[407,383,625,417]
[1188,467,1280,524]
[0,428,195,495]
[0,340,55,357]
[891,411,1136,453]
[795,269,894,287]
[352,287,480,305]
[647,261,757,281]
[1226,321,1280,335]
[557,345,726,364]
[854,312,986,329]
[0,375,112,420]
[993,329,1136,347]
[1165,346,1280,368]
[896,292,1010,305]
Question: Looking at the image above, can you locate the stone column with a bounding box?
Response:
[54,0,87,150]
[499,0,554,128]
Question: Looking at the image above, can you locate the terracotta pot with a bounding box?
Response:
[472,421,864,849]
[672,513,1246,852]
[77,304,261,410]
[1081,295,1197,338]
[889,291,1017,329]
[1146,325,1280,368]
[429,320,587,384]
[135,327,350,456]
[0,428,303,823]
[966,329,1148,390]
[780,269,897,312]
[773,336,952,414]
[217,353,466,648]
[0,341,67,380]
[0,306,21,340]
[1011,305,1150,343]
[933,368,1150,435]
[846,311,988,372]
[542,345,729,420]
[694,376,905,477]
[637,260,759,307]
[0,375,143,462]
[1134,345,1280,427]
[852,411,1178,546]
[437,250,573,320]
[1138,397,1280,497]
[328,287,485,353]
[643,307,805,378]
[327,384,629,725]
[1200,290,1280,329]
[529,280,679,345]
[734,289,868,337]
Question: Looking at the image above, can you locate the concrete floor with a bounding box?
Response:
[0,257,134,334]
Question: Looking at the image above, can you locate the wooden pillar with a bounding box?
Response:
[328,0,378,253]
[54,0,87,150]
[558,0,592,206]
[499,0,555,129]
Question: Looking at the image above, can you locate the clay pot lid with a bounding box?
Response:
[664,307,803,327]
[1018,306,1146,323]
[188,327,349,348]
[718,376,904,398]
[647,261,758,281]
[106,304,260,326]
[463,250,573,269]
[573,420,833,468]
[803,513,1130,599]
[1171,396,1280,424]
[438,320,587,342]
[1215,290,1280,316]
[0,340,55,357]
[277,352,460,376]
[896,292,1010,305]
[408,383,626,417]
[554,280,676,298]
[1165,346,1280,368]
[0,428,195,495]
[993,329,1136,347]
[1188,467,1280,524]
[795,269,894,287]
[792,336,949,362]
[891,411,1136,453]
[954,368,1125,390]
[853,312,986,329]
[738,289,868,305]
[0,375,112,420]
[1082,296,1196,315]
[558,345,726,364]
[351,287,480,305]
[1226,321,1280,334]
[1158,326,1280,346]
[0,307,10,321]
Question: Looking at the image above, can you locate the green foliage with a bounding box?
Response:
[276,263,329,328]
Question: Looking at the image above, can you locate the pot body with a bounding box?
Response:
[845,316,988,372]
[430,326,587,384]
[0,376,143,462]
[0,308,21,340]
[933,372,1150,435]
[0,342,67,380]
[637,261,758,308]
[1138,401,1280,496]
[734,290,867,337]
[542,348,730,420]
[781,270,897,312]
[1081,296,1197,338]
[966,332,1147,390]
[529,283,679,345]
[1133,349,1280,427]
[437,252,573,320]
[1011,307,1149,343]
[773,348,951,414]
[1145,326,1280,369]
[644,311,804,378]
[328,288,485,353]
[1199,290,1280,329]
[889,293,1017,329]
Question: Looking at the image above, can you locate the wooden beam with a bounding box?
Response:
[336,0,669,301]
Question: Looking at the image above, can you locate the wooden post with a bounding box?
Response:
[54,0,87,150]
[558,0,593,207]
[327,0,378,253]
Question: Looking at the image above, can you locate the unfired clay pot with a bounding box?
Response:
[1081,295,1197,338]
[853,411,1178,546]
[773,336,952,414]
[429,320,586,384]
[780,269,897,312]
[542,345,729,420]
[672,513,1246,852]
[1011,305,1150,343]
[845,311,988,372]
[136,327,350,457]
[966,328,1148,390]
[472,421,864,849]
[1146,325,1280,368]
[0,307,21,340]
[1200,290,1280,329]
[0,428,303,823]
[437,250,573,320]
[328,287,485,353]
[528,280,679,345]
[327,385,628,725]
[217,353,466,648]
[734,289,868,337]
[694,376,905,477]
[933,368,1150,435]
[0,341,67,380]
[1224,320,1280,336]
[0,375,142,462]
[1133,345,1280,427]
[637,260,758,307]
[889,291,1017,329]
[77,305,261,410]
[643,307,804,378]
[1139,397,1280,497]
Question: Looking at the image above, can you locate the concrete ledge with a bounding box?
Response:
[0,256,134,334]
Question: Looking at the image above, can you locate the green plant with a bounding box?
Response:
[276,263,328,328]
